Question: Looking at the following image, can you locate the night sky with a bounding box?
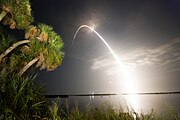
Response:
[31,0,180,111]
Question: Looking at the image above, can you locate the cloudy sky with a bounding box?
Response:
[30,0,180,103]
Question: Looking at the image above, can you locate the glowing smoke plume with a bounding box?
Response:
[72,25,138,110]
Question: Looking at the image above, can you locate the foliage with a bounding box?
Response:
[27,24,64,71]
[0,24,64,75]
[0,28,15,72]
[0,0,65,120]
[0,29,32,74]
[46,100,180,120]
[0,0,180,119]
[48,98,61,120]
[0,0,33,29]
[0,27,14,53]
[0,74,48,120]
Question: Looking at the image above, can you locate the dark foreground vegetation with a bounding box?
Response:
[0,0,180,119]
[0,75,180,119]
[0,74,180,120]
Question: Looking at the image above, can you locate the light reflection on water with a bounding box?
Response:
[48,94,180,114]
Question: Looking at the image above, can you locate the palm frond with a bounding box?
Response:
[0,0,33,29]
[0,29,14,54]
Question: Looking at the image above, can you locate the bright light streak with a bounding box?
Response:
[72,25,138,111]
[90,24,96,30]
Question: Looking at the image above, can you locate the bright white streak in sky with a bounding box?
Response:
[72,25,138,110]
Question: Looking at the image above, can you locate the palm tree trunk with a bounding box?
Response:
[0,11,7,22]
[0,40,30,63]
[18,57,39,76]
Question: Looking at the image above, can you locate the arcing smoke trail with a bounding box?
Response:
[72,25,137,110]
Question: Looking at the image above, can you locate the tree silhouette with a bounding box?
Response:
[19,24,64,75]
[0,0,64,118]
[0,24,64,75]
[0,0,33,29]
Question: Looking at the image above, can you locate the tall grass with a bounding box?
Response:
[0,74,180,119]
[0,74,48,120]
[47,98,180,120]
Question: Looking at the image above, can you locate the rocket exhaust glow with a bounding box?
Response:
[72,25,138,110]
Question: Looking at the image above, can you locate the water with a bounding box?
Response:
[72,25,138,110]
[48,94,180,114]
[45,24,180,114]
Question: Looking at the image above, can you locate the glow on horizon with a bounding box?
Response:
[72,24,138,110]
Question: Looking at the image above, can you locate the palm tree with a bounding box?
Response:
[0,27,30,73]
[0,24,64,75]
[0,40,30,64]
[0,0,33,29]
[1,24,64,76]
[0,25,37,65]
[18,24,64,75]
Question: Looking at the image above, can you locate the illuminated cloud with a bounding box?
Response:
[91,38,180,75]
[124,38,180,67]
[91,55,119,75]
